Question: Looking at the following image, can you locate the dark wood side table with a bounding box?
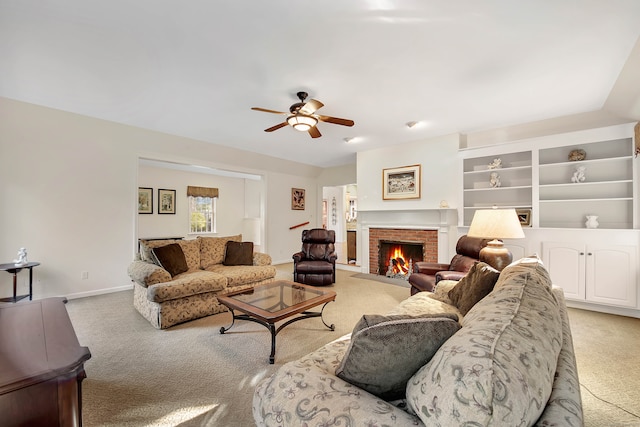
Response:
[0,297,91,426]
[0,261,40,303]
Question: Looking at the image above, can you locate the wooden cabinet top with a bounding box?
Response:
[0,297,91,394]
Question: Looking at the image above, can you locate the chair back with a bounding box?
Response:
[300,229,336,261]
[448,235,491,272]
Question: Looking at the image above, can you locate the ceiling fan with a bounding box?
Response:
[251,91,355,138]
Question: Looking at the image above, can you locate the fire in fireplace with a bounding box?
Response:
[378,240,424,280]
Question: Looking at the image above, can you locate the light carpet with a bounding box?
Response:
[64,264,640,426]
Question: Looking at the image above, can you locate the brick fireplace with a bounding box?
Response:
[369,228,438,275]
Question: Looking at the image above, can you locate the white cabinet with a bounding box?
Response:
[462,151,532,226]
[543,242,637,308]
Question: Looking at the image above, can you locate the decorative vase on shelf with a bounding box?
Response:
[585,215,599,229]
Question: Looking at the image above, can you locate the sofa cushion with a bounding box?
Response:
[177,239,201,271]
[336,313,461,400]
[139,239,179,264]
[448,261,500,315]
[198,235,242,269]
[152,243,188,277]
[206,264,277,287]
[147,270,228,303]
[224,241,254,266]
[406,256,563,426]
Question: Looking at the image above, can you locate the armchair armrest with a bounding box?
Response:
[292,251,305,262]
[127,260,171,287]
[328,252,338,263]
[413,262,450,275]
[436,271,466,282]
[252,252,272,266]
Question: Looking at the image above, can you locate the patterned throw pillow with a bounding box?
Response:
[336,313,460,400]
[223,241,254,266]
[151,243,188,277]
[448,261,500,315]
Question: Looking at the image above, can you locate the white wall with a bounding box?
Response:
[0,97,324,299]
[357,133,461,212]
[138,164,251,239]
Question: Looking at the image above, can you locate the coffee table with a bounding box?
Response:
[218,280,336,364]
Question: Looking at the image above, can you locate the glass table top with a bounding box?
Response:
[226,281,331,314]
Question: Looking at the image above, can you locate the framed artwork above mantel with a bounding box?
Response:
[382,164,421,200]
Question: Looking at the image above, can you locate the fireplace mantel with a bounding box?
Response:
[357,208,459,273]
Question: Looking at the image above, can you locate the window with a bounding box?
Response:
[187,186,219,234]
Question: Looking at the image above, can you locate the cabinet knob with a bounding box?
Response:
[588,252,593,256]
[580,252,585,255]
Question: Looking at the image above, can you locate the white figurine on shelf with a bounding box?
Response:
[489,171,501,188]
[14,247,28,266]
[571,166,586,183]
[488,158,502,169]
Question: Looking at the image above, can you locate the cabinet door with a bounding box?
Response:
[542,242,586,301]
[586,245,637,308]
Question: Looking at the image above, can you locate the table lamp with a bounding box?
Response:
[467,207,525,271]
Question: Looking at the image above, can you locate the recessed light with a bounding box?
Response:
[406,121,419,129]
[343,137,357,144]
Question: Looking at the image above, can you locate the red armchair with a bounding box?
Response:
[408,235,490,295]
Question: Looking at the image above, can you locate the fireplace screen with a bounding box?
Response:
[378,240,424,279]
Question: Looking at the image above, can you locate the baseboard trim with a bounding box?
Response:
[565,300,640,319]
[64,284,134,300]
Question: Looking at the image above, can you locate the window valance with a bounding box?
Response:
[187,186,219,198]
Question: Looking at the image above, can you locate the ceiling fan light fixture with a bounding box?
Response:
[287,114,318,131]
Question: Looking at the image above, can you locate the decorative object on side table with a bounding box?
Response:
[585,215,599,229]
[13,247,28,267]
[382,164,421,200]
[467,207,525,271]
[489,171,501,188]
[487,158,502,169]
[158,189,176,214]
[571,166,586,183]
[568,149,586,161]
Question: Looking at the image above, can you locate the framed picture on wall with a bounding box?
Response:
[138,187,153,214]
[516,209,531,226]
[382,164,421,200]
[292,188,305,210]
[158,189,176,214]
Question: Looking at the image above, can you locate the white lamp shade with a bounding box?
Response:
[467,208,525,239]
[286,114,318,131]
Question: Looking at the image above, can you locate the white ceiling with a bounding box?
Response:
[2,1,640,168]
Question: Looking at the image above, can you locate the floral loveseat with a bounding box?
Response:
[128,235,276,329]
[253,256,583,426]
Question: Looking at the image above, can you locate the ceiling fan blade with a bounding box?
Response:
[264,122,288,132]
[252,107,287,115]
[299,99,324,115]
[308,126,321,138]
[318,115,355,127]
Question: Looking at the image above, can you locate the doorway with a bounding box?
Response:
[322,184,358,266]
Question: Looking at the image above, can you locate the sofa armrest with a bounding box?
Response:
[127,260,171,287]
[252,252,272,266]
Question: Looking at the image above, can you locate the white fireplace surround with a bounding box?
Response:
[357,209,459,274]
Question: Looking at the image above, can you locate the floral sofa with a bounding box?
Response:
[128,235,276,329]
[253,256,583,426]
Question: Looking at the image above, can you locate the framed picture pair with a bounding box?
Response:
[138,188,176,214]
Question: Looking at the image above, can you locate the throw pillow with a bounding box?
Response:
[448,261,500,315]
[223,241,254,266]
[335,313,461,400]
[152,243,188,277]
